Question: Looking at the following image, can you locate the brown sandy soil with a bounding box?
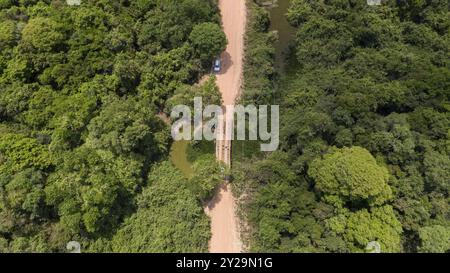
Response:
[205,0,246,253]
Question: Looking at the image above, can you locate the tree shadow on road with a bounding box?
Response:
[205,182,230,211]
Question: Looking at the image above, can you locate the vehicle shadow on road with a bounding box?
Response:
[216,51,233,75]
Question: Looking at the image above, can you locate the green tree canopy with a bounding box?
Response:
[326,205,402,253]
[189,22,227,63]
[45,147,143,235]
[189,154,224,203]
[308,146,392,208]
[0,133,53,175]
[20,17,64,52]
[418,225,450,253]
[111,161,210,253]
[0,20,16,50]
[0,0,223,252]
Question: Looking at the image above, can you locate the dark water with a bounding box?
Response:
[170,140,193,178]
[268,0,296,70]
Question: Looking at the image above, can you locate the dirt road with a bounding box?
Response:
[205,0,246,253]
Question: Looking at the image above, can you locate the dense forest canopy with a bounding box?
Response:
[0,0,449,254]
[0,0,226,252]
[236,0,449,253]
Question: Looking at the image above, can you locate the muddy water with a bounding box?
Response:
[268,0,296,69]
[169,140,193,178]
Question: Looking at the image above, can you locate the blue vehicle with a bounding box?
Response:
[213,58,221,73]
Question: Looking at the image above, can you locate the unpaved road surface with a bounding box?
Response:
[205,0,246,253]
